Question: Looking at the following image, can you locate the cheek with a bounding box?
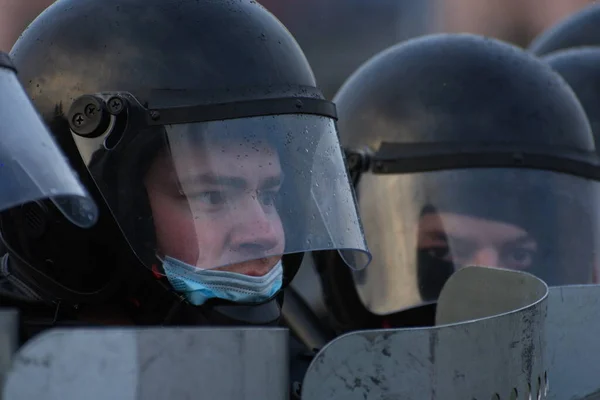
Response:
[191,217,229,258]
[274,216,286,252]
[149,192,199,264]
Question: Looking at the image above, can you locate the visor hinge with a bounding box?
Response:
[345,148,372,185]
[68,94,127,138]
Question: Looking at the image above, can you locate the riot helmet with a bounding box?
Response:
[529,3,600,56]
[0,52,96,226]
[543,48,600,150]
[317,33,600,331]
[1,0,370,327]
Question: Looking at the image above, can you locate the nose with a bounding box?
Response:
[229,195,281,255]
[469,248,500,268]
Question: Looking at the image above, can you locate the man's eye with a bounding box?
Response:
[426,246,450,261]
[196,191,226,205]
[503,247,536,269]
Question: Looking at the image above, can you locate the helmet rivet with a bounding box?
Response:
[72,113,86,127]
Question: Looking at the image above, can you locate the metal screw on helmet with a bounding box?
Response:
[373,161,385,173]
[107,96,124,115]
[295,99,304,109]
[72,113,86,127]
[149,110,160,120]
[84,103,97,117]
[512,152,525,165]
[68,95,111,138]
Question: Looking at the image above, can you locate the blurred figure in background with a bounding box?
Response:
[259,0,434,99]
[2,0,592,87]
[0,0,55,52]
[434,0,593,47]
[529,3,600,55]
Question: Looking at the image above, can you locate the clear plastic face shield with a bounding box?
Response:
[348,142,600,316]
[0,55,97,227]
[67,92,370,283]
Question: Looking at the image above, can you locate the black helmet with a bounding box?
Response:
[316,33,600,332]
[2,0,370,328]
[529,4,600,56]
[543,48,600,149]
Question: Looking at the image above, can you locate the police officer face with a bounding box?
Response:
[417,210,538,271]
[143,139,286,276]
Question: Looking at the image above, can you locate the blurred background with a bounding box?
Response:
[0,0,595,98]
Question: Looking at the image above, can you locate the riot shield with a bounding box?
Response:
[0,309,18,389]
[545,285,600,400]
[2,327,289,400]
[301,266,548,399]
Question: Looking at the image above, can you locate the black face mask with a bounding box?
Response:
[417,249,456,302]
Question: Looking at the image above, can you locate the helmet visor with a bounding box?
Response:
[0,67,97,228]
[354,168,600,315]
[80,113,371,276]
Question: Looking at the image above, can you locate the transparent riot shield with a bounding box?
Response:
[301,266,548,399]
[2,327,289,400]
[545,285,600,400]
[0,53,97,228]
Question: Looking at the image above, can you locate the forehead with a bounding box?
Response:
[173,136,277,159]
[419,212,530,242]
[148,138,282,184]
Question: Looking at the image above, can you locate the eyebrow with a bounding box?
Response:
[443,232,536,248]
[422,229,481,248]
[504,235,537,247]
[179,173,284,190]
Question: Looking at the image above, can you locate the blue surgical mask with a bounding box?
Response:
[162,256,283,306]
